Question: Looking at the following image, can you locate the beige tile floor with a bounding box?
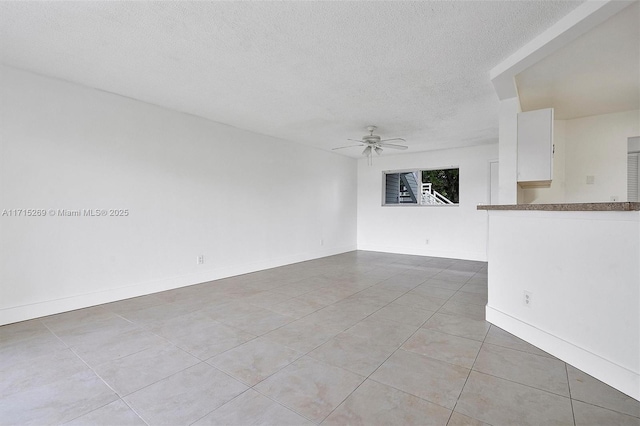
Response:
[1,251,639,425]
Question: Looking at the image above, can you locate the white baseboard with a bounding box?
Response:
[486,305,639,401]
[0,244,356,326]
[357,243,486,262]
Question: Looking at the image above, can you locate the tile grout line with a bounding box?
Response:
[444,318,493,426]
[39,319,72,349]
[185,387,253,426]
[461,365,578,400]
[35,320,154,423]
[33,319,152,424]
[457,325,580,402]
[249,383,321,425]
[478,341,557,360]
[232,265,459,423]
[62,345,149,426]
[317,277,463,423]
[185,362,251,422]
[17,255,624,426]
[120,397,150,426]
[201,266,414,424]
[243,272,411,356]
[569,396,640,421]
[566,363,577,426]
[118,359,249,424]
[203,273,433,424]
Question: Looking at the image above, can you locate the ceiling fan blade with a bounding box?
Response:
[332,144,364,150]
[380,138,406,143]
[347,138,365,143]
[379,142,408,150]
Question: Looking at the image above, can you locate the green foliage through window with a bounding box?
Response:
[422,169,459,204]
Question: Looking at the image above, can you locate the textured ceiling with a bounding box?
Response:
[0,1,582,157]
[517,1,640,120]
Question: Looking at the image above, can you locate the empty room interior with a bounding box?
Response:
[1,1,639,425]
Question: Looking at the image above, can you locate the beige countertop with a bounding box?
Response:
[477,202,640,211]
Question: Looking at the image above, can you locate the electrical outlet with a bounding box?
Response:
[425,238,430,245]
[320,239,324,246]
[523,290,532,308]
[197,255,204,265]
[586,175,595,184]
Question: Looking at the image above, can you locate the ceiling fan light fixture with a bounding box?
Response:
[332,126,408,165]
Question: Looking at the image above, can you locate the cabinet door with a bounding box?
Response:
[517,108,553,186]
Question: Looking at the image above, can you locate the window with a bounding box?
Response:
[383,168,459,206]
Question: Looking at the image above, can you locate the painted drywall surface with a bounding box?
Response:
[0,66,357,324]
[498,97,521,204]
[486,210,639,399]
[356,144,498,261]
[564,110,639,202]
[521,111,639,204]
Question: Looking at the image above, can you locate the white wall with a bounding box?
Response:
[520,110,640,204]
[564,110,639,202]
[0,66,357,325]
[357,144,498,261]
[485,209,640,400]
[523,110,639,203]
[498,98,521,204]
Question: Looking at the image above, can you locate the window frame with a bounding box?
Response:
[381,167,460,207]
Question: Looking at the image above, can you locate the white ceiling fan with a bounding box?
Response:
[333,126,408,163]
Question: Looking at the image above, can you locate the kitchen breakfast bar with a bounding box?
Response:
[478,202,640,401]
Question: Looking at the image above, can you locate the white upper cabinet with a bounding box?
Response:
[517,108,554,187]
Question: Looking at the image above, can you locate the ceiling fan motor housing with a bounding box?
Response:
[363,135,381,144]
[331,125,407,157]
